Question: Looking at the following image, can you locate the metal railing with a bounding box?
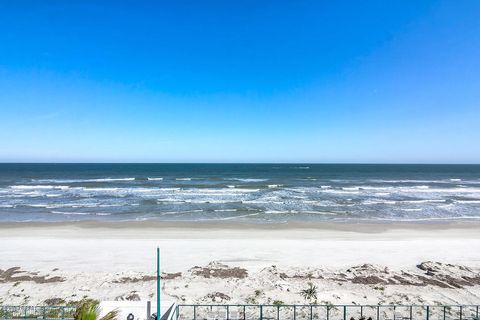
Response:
[1,304,479,320]
[0,306,75,320]
[175,305,480,320]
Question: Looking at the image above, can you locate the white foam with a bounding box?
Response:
[268,184,282,188]
[148,177,163,181]
[88,178,135,182]
[342,187,360,191]
[301,210,337,215]
[363,200,397,205]
[455,200,480,204]
[176,178,192,181]
[51,210,91,215]
[402,199,445,204]
[11,185,70,190]
[218,212,261,220]
[230,178,268,182]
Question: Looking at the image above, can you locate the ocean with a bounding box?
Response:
[0,163,479,223]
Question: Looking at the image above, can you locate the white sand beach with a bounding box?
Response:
[1,221,480,306]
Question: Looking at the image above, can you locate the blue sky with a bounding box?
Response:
[0,1,479,163]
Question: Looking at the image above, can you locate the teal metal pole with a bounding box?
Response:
[157,247,160,320]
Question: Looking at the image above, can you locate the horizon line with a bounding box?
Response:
[0,162,479,165]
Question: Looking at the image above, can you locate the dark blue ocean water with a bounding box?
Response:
[0,163,480,222]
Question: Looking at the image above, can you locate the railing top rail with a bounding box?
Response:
[2,304,479,308]
[177,304,480,307]
[0,306,74,308]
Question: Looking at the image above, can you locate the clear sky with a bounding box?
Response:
[0,1,479,163]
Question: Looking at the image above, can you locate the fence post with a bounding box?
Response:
[260,305,263,320]
[443,306,446,320]
[327,306,330,320]
[410,306,413,320]
[361,306,363,318]
[459,306,462,320]
[147,301,151,320]
[393,306,396,320]
[277,306,280,320]
[193,306,196,320]
[344,306,346,320]
[294,306,297,320]
[377,306,380,320]
[426,306,429,320]
[226,306,229,320]
[310,305,313,320]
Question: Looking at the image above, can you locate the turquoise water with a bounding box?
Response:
[0,163,479,222]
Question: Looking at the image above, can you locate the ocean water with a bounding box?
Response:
[0,163,480,223]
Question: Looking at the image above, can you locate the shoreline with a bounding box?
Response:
[2,219,480,230]
[1,220,480,240]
